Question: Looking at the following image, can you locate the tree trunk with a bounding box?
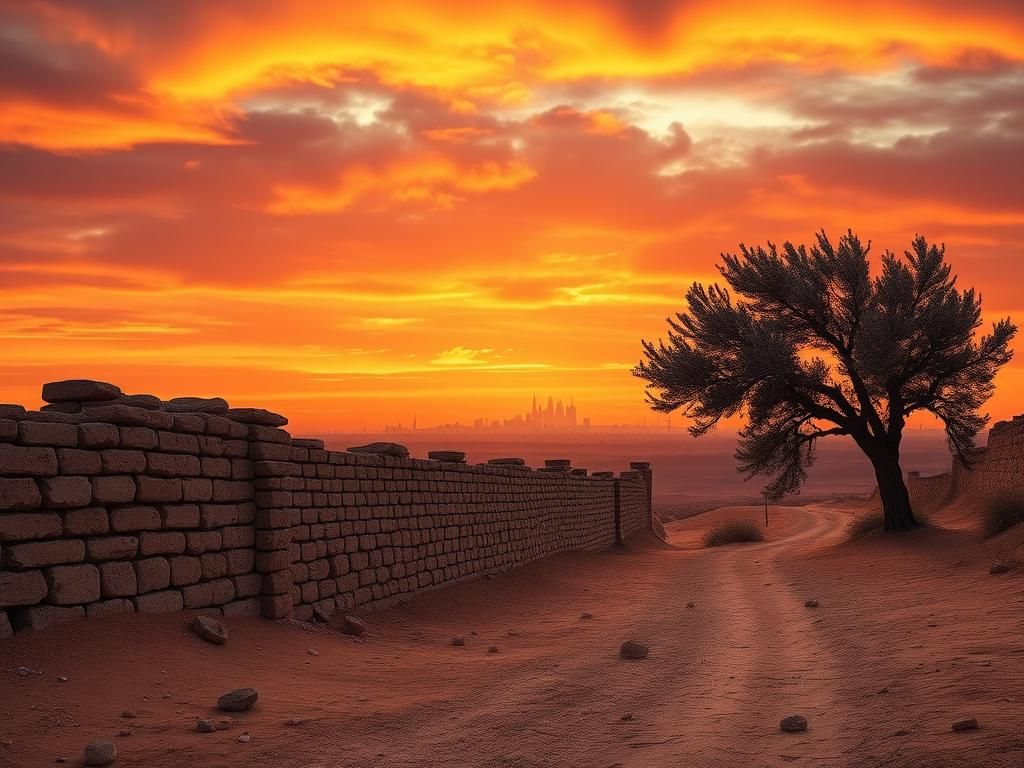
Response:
[870,450,918,531]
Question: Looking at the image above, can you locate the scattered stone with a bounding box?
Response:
[989,563,1010,575]
[620,713,634,721]
[164,397,229,414]
[216,720,232,731]
[42,380,121,404]
[307,648,319,656]
[544,459,571,469]
[190,615,228,645]
[58,676,68,682]
[952,718,979,732]
[161,694,171,700]
[56,758,67,763]
[346,442,409,458]
[337,615,367,636]
[117,730,131,738]
[428,450,466,463]
[286,718,307,726]
[893,729,911,737]
[877,687,889,694]
[237,734,251,744]
[804,600,819,608]
[619,641,649,660]
[487,645,499,654]
[120,711,137,719]
[217,688,258,712]
[686,602,696,609]
[16,666,35,676]
[507,629,519,636]
[487,457,525,466]
[780,715,808,733]
[580,612,593,620]
[83,741,117,766]
[197,719,216,733]
[451,636,466,647]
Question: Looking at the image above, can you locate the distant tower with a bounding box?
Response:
[413,413,417,431]
[546,396,554,428]
[567,398,577,428]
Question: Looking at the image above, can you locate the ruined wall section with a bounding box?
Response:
[1,380,652,637]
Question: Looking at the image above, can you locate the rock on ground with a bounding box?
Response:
[952,718,979,732]
[337,614,367,636]
[217,688,258,712]
[619,641,649,660]
[197,719,216,733]
[83,741,117,766]
[780,714,808,732]
[191,615,228,645]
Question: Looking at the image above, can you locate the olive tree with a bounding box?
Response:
[635,230,1016,531]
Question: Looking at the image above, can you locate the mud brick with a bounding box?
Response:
[200,457,232,478]
[39,476,92,509]
[336,572,359,592]
[84,404,172,429]
[134,557,170,593]
[221,525,254,549]
[168,556,201,586]
[99,561,137,597]
[100,449,146,474]
[170,413,206,433]
[156,431,200,454]
[222,598,260,617]
[160,504,200,529]
[255,529,291,550]
[138,531,186,556]
[110,505,161,532]
[249,442,292,461]
[61,507,109,536]
[200,552,227,579]
[329,554,350,577]
[0,478,42,513]
[86,536,137,561]
[45,564,100,604]
[18,421,77,448]
[185,530,221,554]
[222,439,249,458]
[0,570,48,606]
[211,479,251,503]
[234,572,262,598]
[56,448,102,475]
[86,599,134,619]
[78,423,119,449]
[91,475,137,504]
[0,511,60,541]
[134,589,183,613]
[146,452,201,477]
[225,548,254,575]
[0,610,12,637]
[118,426,158,450]
[14,604,84,631]
[253,461,297,477]
[0,419,17,442]
[255,549,291,572]
[237,503,257,524]
[198,436,224,457]
[3,539,84,568]
[135,476,182,503]
[181,581,213,608]
[200,414,238,437]
[182,477,213,502]
[209,578,234,604]
[0,444,58,476]
[248,425,290,444]
[231,459,254,480]
[200,504,238,528]
[261,592,292,618]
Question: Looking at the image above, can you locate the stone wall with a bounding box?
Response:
[1,380,652,638]
[905,415,1024,511]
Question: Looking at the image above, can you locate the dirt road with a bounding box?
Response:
[2,502,1023,767]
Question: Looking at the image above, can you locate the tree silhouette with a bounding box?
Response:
[635,230,1016,531]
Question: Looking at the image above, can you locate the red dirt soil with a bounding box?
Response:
[2,500,1023,767]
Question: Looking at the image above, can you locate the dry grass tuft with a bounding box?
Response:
[703,519,764,547]
[846,509,930,540]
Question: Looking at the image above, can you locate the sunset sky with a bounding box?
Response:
[1,1,1023,431]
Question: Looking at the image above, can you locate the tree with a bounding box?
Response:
[634,230,1016,531]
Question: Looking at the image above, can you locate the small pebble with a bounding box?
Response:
[117,730,131,737]
[451,636,466,647]
[307,648,319,656]
[780,714,808,733]
[804,600,819,608]
[120,711,137,719]
[487,645,499,653]
[197,720,216,734]
[580,612,593,620]
[952,718,979,732]
[238,734,251,744]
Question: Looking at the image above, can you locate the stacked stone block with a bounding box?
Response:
[2,379,653,636]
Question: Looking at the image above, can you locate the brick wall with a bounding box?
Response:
[905,415,1024,511]
[0,381,651,638]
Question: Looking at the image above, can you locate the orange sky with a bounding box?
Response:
[1,0,1023,431]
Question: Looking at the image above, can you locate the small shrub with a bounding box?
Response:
[704,519,764,547]
[846,509,931,540]
[981,492,1024,538]
[846,510,884,540]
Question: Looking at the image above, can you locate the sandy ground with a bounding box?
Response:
[2,501,1023,768]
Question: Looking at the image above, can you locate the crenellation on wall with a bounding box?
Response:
[1,379,654,635]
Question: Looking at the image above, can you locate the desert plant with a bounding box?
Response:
[981,492,1024,538]
[636,231,1016,531]
[704,519,765,547]
[846,510,885,540]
